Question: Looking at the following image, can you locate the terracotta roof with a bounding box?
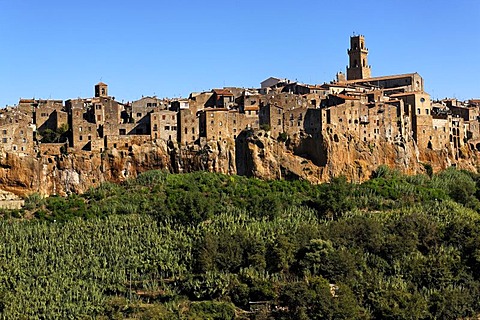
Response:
[389,91,425,97]
[342,73,419,84]
[212,89,234,96]
[19,99,35,103]
[334,94,359,101]
[204,108,229,112]
[244,106,259,111]
[96,82,107,86]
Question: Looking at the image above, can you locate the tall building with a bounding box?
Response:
[346,35,371,80]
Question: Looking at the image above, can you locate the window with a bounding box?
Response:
[137,113,142,118]
[165,126,170,130]
[79,127,82,132]
[13,146,16,151]
[2,130,6,134]
[152,103,157,107]
[172,115,175,120]
[172,126,177,131]
[119,129,126,135]
[153,116,157,120]
[97,115,102,121]
[417,108,421,115]
[153,124,158,131]
[95,105,101,110]
[1,138,6,143]
[79,135,83,141]
[162,115,166,120]
[278,119,281,125]
[192,128,195,134]
[147,103,152,107]
[88,136,91,141]
[426,109,429,115]
[248,110,252,115]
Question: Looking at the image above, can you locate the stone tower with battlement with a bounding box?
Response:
[347,35,371,80]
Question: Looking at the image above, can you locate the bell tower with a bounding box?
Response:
[95,82,108,98]
[346,35,371,80]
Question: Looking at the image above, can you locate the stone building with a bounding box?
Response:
[188,92,214,113]
[150,110,177,141]
[0,108,34,155]
[199,108,230,141]
[178,109,199,145]
[17,99,67,134]
[206,89,235,109]
[259,104,284,139]
[131,96,167,135]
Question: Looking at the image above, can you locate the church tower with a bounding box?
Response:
[95,82,108,98]
[346,35,371,80]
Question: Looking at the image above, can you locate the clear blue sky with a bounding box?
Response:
[0,0,479,107]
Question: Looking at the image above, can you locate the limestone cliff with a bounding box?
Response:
[0,130,478,197]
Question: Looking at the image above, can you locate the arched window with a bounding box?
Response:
[354,59,358,68]
[354,43,358,50]
[361,42,364,49]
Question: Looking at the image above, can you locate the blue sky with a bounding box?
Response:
[0,0,479,106]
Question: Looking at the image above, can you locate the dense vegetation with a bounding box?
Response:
[3,167,480,318]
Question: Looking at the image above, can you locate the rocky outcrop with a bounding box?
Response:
[0,130,478,197]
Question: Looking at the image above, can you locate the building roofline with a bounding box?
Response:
[341,73,420,84]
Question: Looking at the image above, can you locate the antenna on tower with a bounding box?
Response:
[353,31,356,36]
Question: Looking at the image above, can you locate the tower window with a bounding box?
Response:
[363,59,366,67]
[354,59,358,68]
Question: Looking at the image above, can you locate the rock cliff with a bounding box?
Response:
[0,130,477,197]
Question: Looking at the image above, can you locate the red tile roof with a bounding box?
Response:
[212,89,234,96]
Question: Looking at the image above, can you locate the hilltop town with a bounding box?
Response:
[0,35,479,198]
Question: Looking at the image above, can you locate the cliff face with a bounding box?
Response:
[0,131,477,197]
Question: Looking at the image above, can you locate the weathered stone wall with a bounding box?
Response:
[0,126,479,199]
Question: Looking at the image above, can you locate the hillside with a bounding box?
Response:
[2,169,480,318]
